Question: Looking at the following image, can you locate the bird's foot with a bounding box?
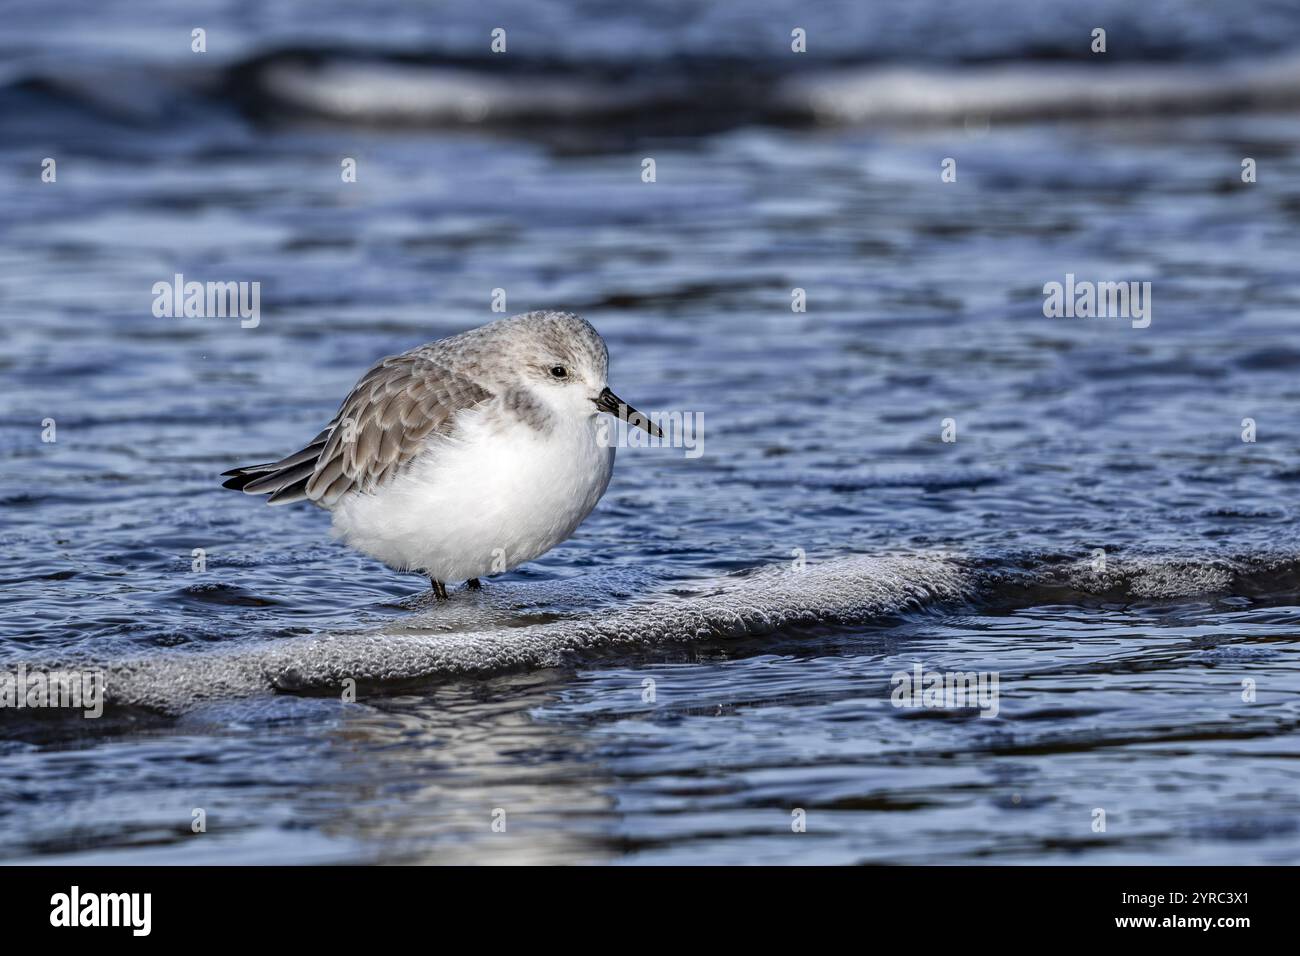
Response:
[429,579,449,601]
[467,578,481,591]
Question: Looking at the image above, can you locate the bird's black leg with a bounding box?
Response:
[467,578,481,591]
[430,579,449,601]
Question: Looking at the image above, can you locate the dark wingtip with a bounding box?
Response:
[221,472,255,491]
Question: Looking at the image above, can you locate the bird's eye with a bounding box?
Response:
[550,366,568,379]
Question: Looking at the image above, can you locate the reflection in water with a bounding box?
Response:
[317,673,617,865]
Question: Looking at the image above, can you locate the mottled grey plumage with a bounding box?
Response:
[222,310,610,507]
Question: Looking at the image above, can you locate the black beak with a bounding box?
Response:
[594,387,663,437]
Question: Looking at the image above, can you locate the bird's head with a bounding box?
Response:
[491,311,661,436]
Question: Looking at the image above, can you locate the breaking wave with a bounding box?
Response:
[229,50,1300,129]
[8,49,1300,138]
[6,549,1300,716]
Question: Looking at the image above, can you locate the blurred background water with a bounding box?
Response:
[1,0,1299,864]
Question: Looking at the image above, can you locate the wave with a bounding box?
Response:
[8,49,1300,139]
[4,549,1299,717]
[237,50,1300,129]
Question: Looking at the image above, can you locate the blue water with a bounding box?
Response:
[1,0,1299,864]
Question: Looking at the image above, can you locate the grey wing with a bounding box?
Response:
[222,350,493,507]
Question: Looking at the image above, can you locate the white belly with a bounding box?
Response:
[329,408,615,582]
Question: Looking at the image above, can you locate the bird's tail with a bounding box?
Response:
[220,427,331,505]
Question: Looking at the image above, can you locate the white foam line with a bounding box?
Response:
[98,553,972,713]
[780,54,1300,124]
[17,549,1299,715]
[261,60,642,124]
[254,53,1300,128]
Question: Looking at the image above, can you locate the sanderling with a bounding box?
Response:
[222,311,661,599]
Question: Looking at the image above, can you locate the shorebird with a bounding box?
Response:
[222,311,661,599]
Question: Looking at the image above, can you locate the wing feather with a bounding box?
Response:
[303,352,493,507]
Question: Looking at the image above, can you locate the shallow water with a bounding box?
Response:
[2,0,1300,864]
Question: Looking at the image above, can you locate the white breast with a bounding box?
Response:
[329,405,615,583]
